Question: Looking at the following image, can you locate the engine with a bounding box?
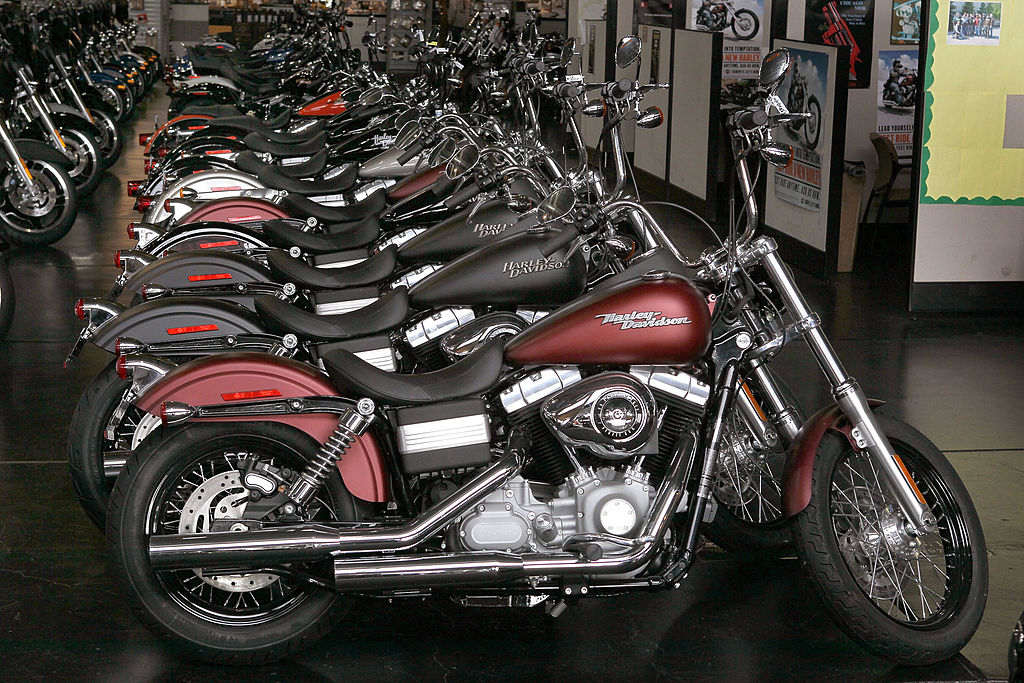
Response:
[459,368,711,554]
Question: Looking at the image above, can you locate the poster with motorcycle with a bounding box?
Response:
[688,0,767,79]
[804,0,874,89]
[890,0,921,43]
[773,47,829,213]
[877,50,917,160]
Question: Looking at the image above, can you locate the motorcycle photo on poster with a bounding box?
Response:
[690,0,767,79]
[805,0,874,88]
[877,50,917,160]
[773,48,828,212]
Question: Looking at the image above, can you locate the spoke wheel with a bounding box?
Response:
[0,160,77,246]
[793,414,987,664]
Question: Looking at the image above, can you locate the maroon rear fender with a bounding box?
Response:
[782,399,885,517]
[134,352,388,503]
[177,198,291,225]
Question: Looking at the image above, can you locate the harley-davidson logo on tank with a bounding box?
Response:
[503,258,565,279]
[595,311,693,329]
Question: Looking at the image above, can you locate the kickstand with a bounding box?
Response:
[546,599,568,618]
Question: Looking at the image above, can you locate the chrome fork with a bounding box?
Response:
[751,236,936,532]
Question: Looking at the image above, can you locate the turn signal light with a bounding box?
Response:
[74,298,85,319]
[134,196,154,212]
[163,199,174,212]
[139,133,153,146]
[126,222,137,239]
[115,355,129,380]
[126,180,143,197]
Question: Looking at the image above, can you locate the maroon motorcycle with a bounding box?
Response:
[105,46,986,666]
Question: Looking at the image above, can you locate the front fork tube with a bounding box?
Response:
[18,70,69,154]
[0,117,37,190]
[759,248,936,531]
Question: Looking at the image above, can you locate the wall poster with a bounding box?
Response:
[773,48,830,212]
[688,0,767,79]
[946,1,1001,45]
[890,0,921,43]
[877,50,917,159]
[804,0,874,88]
[636,0,673,27]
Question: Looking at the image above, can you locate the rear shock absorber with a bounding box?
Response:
[288,398,376,506]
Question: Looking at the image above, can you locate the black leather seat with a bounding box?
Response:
[280,188,387,223]
[234,150,329,179]
[322,338,505,405]
[266,246,396,289]
[243,130,328,157]
[207,110,291,135]
[262,215,381,252]
[253,287,409,342]
[180,104,242,118]
[257,163,358,196]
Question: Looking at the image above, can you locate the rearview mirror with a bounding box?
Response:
[395,120,422,150]
[445,143,480,179]
[537,186,575,223]
[615,35,641,70]
[394,108,418,130]
[759,49,792,90]
[359,87,384,105]
[428,137,459,167]
[559,38,576,68]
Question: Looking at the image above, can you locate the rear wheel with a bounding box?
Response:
[107,421,353,663]
[792,415,988,664]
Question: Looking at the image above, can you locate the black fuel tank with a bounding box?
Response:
[408,228,587,308]
[397,198,540,265]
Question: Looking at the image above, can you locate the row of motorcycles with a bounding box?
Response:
[0,0,159,338]
[66,8,987,667]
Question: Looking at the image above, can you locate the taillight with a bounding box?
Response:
[139,133,152,146]
[144,160,154,174]
[74,298,85,319]
[114,251,123,268]
[163,199,173,212]
[159,402,169,425]
[126,180,143,197]
[115,355,129,379]
[126,222,137,239]
[134,196,153,212]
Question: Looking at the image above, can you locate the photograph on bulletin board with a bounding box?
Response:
[877,50,917,160]
[689,0,766,79]
[946,2,1001,46]
[773,48,829,212]
[804,0,873,89]
[890,0,921,43]
[636,0,673,27]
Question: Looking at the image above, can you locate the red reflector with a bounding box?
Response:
[116,355,129,379]
[220,389,283,401]
[187,125,208,130]
[204,149,231,155]
[126,222,137,239]
[74,298,85,319]
[199,240,239,249]
[190,91,210,96]
[126,180,143,197]
[114,251,123,268]
[166,324,219,335]
[187,273,232,281]
[139,133,152,146]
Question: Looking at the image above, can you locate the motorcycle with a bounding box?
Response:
[104,45,987,666]
[695,0,760,40]
[883,71,918,109]
[784,70,820,148]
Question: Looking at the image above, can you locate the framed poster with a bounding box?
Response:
[804,0,874,89]
[688,0,769,79]
[877,50,917,160]
[891,0,921,43]
[763,39,850,278]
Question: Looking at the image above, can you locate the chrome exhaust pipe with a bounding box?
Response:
[148,450,522,571]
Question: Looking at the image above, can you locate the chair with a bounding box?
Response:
[862,132,912,228]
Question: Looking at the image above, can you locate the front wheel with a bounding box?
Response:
[792,414,988,665]
[0,159,77,246]
[89,108,124,168]
[804,95,822,149]
[107,421,353,663]
[731,9,760,40]
[60,128,104,198]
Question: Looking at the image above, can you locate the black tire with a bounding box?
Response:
[68,360,138,529]
[96,84,127,123]
[792,414,988,665]
[731,9,760,40]
[703,374,803,558]
[805,96,822,149]
[0,159,78,246]
[0,246,14,338]
[107,421,353,664]
[60,127,104,198]
[89,108,124,168]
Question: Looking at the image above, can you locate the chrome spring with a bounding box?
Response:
[288,402,375,506]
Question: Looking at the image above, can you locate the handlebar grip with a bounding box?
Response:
[554,82,582,98]
[524,60,547,75]
[443,180,481,209]
[397,140,424,165]
[609,78,633,99]
[737,108,768,131]
[539,226,580,258]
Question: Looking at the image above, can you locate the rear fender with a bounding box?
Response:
[134,352,388,502]
[9,138,75,169]
[146,114,214,154]
[91,297,263,351]
[781,399,885,517]
[146,171,263,223]
[144,222,269,256]
[119,250,273,298]
[176,197,291,226]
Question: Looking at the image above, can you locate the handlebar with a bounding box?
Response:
[397,139,424,165]
[443,180,482,209]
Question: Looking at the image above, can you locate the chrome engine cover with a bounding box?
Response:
[457,470,656,553]
[540,372,657,460]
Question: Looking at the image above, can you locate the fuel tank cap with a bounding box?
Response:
[642,269,672,280]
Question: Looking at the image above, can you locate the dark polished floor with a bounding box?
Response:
[0,92,1021,682]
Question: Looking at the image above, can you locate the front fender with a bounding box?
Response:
[119,250,273,299]
[134,352,389,502]
[11,138,75,169]
[49,112,103,141]
[781,399,885,517]
[91,296,263,351]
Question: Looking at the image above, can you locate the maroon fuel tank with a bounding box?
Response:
[504,273,711,366]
